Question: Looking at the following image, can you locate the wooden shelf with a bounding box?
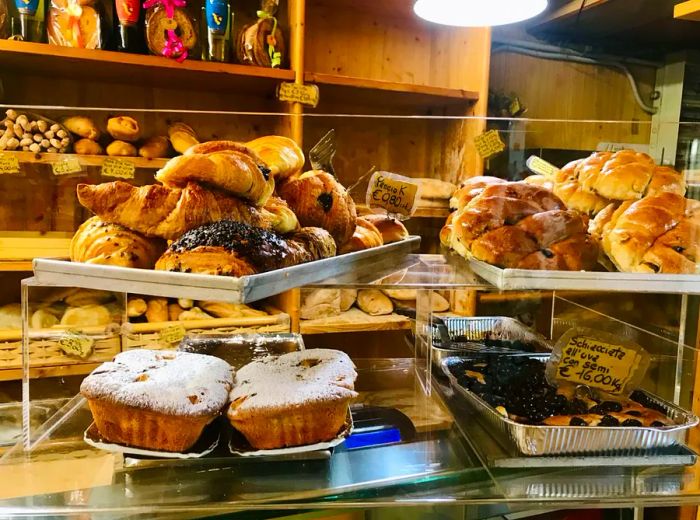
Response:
[0,260,34,271]
[0,41,294,94]
[5,151,168,169]
[300,308,412,334]
[305,72,479,109]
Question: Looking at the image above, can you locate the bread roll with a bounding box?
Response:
[62,116,100,140]
[106,140,137,157]
[300,289,341,320]
[138,136,170,159]
[126,298,147,318]
[382,289,417,300]
[63,288,113,307]
[74,138,103,155]
[279,170,357,245]
[339,289,357,312]
[107,116,140,142]
[31,309,59,329]
[168,303,184,321]
[339,217,383,254]
[392,292,449,312]
[356,289,393,316]
[60,305,112,327]
[361,214,408,244]
[179,307,213,321]
[168,122,199,154]
[0,303,21,329]
[145,298,168,323]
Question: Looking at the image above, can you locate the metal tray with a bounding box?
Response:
[462,255,700,294]
[31,236,420,303]
[431,317,551,369]
[442,354,699,456]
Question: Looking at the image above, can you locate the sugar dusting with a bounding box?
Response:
[229,349,358,413]
[81,350,234,417]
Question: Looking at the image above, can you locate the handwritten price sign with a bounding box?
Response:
[59,330,94,359]
[0,154,21,175]
[160,324,186,345]
[101,158,135,179]
[474,129,505,159]
[548,328,649,396]
[277,82,320,108]
[52,156,83,176]
[366,171,418,219]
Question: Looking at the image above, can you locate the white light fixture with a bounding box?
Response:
[414,0,548,27]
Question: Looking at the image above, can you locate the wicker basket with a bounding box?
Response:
[122,308,291,351]
[0,328,121,370]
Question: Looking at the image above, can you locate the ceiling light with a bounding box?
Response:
[414,0,548,27]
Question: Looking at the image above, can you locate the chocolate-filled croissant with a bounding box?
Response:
[155,220,336,276]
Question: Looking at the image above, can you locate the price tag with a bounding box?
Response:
[160,324,186,345]
[547,328,650,396]
[52,156,83,176]
[473,130,505,159]
[277,82,320,107]
[366,171,419,219]
[526,155,560,177]
[59,330,94,359]
[0,154,21,175]
[101,158,135,179]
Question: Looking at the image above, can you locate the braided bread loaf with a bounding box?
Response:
[450,182,599,270]
[590,192,700,273]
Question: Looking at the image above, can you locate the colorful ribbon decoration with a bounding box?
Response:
[143,0,188,61]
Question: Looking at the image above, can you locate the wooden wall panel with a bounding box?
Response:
[489,52,656,151]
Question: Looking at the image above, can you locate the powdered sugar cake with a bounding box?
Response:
[81,349,234,452]
[228,349,358,449]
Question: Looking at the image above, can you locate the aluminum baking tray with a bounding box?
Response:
[431,317,551,369]
[442,354,699,456]
[31,236,420,303]
[460,255,700,294]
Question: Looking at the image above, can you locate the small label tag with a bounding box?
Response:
[58,330,95,359]
[473,130,505,159]
[526,155,559,177]
[366,171,419,219]
[0,154,21,175]
[277,82,320,107]
[52,156,83,176]
[547,328,650,396]
[101,158,135,179]
[160,324,186,344]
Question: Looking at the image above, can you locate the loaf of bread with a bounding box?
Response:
[70,216,166,269]
[357,289,393,316]
[300,289,341,320]
[81,350,233,452]
[278,170,357,245]
[77,182,278,240]
[107,116,140,142]
[592,192,700,273]
[451,182,599,271]
[155,221,336,276]
[139,136,170,159]
[228,349,356,449]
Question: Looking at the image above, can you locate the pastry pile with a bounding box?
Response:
[71,135,408,276]
[81,348,357,452]
[443,150,699,274]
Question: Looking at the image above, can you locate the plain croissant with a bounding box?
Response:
[77,181,273,241]
[156,150,274,205]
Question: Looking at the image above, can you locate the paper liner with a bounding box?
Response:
[228,409,353,457]
[84,421,219,459]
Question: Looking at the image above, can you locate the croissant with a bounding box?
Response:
[155,220,336,276]
[278,170,357,245]
[70,216,166,269]
[594,192,700,273]
[450,182,599,271]
[261,196,299,234]
[155,151,274,205]
[77,181,273,241]
[246,136,305,180]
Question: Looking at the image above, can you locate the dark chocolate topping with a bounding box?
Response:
[317,192,333,212]
[168,220,289,271]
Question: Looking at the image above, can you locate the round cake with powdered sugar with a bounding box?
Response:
[228,349,357,449]
[81,349,233,452]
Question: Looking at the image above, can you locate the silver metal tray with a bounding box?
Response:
[431,316,551,369]
[462,255,700,294]
[441,354,699,456]
[31,236,420,303]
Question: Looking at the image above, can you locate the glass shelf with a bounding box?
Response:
[3,358,700,516]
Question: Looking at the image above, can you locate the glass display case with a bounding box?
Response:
[0,109,700,520]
